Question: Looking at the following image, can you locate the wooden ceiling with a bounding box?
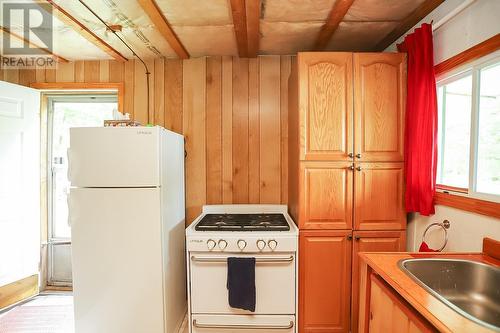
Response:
[0,0,444,61]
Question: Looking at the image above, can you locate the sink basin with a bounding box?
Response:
[399,258,500,331]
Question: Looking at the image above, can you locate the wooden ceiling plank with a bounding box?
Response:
[374,0,445,51]
[43,0,127,62]
[0,26,69,63]
[246,0,260,57]
[230,0,248,57]
[315,0,355,50]
[138,0,189,59]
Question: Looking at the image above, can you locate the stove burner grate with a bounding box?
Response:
[195,213,290,231]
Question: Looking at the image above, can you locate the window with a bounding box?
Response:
[437,55,500,202]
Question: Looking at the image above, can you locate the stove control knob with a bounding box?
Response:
[237,239,247,250]
[256,240,266,251]
[207,239,216,250]
[268,239,278,251]
[218,239,227,250]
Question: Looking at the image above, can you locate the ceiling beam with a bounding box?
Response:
[315,0,355,50]
[230,0,248,57]
[245,0,260,57]
[138,0,189,59]
[0,26,69,63]
[43,0,127,61]
[374,0,445,51]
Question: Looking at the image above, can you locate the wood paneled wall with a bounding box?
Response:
[0,56,293,223]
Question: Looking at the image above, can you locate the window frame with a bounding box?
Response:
[435,50,500,204]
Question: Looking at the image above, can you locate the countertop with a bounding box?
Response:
[359,252,500,333]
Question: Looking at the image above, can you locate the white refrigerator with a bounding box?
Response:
[68,126,186,333]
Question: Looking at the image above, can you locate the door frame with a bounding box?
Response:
[46,94,119,287]
[32,82,124,291]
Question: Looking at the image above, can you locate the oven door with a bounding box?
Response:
[189,253,296,314]
[191,314,295,332]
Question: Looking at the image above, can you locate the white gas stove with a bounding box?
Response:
[186,205,298,333]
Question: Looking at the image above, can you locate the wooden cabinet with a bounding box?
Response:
[299,161,353,230]
[298,52,353,161]
[299,230,352,333]
[291,52,407,333]
[354,162,406,230]
[369,274,437,333]
[354,53,406,162]
[351,231,406,333]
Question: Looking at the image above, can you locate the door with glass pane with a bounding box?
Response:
[47,95,118,286]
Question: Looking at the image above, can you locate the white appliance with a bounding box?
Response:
[186,205,299,333]
[68,126,186,333]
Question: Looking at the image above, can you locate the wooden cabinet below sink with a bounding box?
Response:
[368,274,438,333]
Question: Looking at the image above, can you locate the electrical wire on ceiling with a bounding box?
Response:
[78,0,152,124]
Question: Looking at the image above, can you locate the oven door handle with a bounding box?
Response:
[190,255,294,263]
[193,319,294,330]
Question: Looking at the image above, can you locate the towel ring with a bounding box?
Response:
[422,220,451,252]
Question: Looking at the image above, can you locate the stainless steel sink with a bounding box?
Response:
[399,258,500,331]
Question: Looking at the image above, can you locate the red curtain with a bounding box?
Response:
[397,23,438,216]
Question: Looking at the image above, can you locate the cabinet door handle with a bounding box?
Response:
[347,235,353,241]
[348,164,354,170]
[354,235,361,240]
[348,152,354,158]
[356,166,362,171]
[356,153,361,159]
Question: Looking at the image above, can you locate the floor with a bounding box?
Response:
[0,294,189,333]
[0,294,74,333]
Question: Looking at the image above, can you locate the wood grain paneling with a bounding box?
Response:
[299,230,352,333]
[56,62,74,82]
[298,52,353,161]
[232,57,249,203]
[299,161,353,230]
[354,162,406,230]
[354,53,406,162]
[164,59,183,133]
[280,56,292,204]
[183,58,207,223]
[248,58,260,203]
[351,231,406,333]
[222,56,233,204]
[84,60,100,83]
[260,57,282,203]
[369,274,437,333]
[206,57,223,204]
[154,58,165,126]
[2,56,291,224]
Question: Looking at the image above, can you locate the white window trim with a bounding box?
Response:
[436,51,500,203]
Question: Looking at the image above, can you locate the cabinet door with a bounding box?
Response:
[354,162,406,230]
[298,52,353,161]
[369,274,437,333]
[299,161,353,230]
[354,53,406,162]
[351,231,406,333]
[299,230,352,333]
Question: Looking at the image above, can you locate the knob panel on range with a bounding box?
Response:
[218,239,227,250]
[268,239,278,250]
[207,239,216,250]
[237,239,247,250]
[256,239,266,251]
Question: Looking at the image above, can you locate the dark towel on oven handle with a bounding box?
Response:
[226,257,256,312]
